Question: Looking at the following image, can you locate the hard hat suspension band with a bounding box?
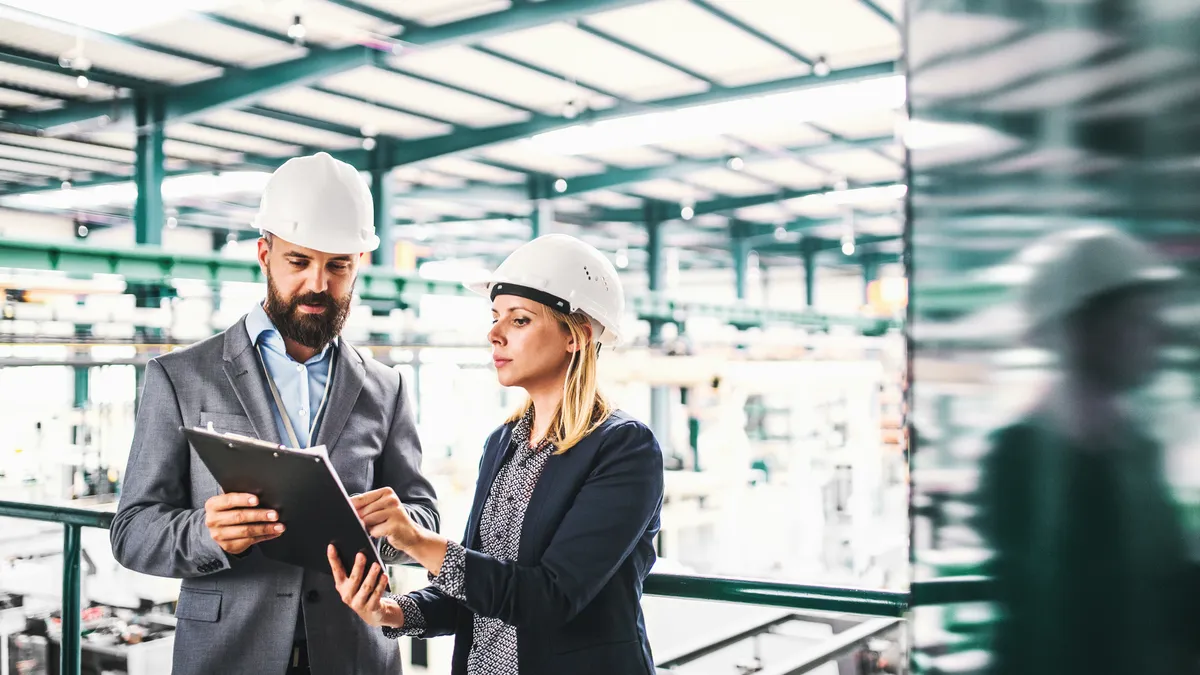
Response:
[491,282,574,314]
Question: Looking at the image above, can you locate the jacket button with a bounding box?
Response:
[306,590,320,603]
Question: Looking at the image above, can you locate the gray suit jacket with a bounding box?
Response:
[110,316,438,675]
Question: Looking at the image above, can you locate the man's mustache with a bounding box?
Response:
[292,293,334,309]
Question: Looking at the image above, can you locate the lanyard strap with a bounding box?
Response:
[256,344,335,448]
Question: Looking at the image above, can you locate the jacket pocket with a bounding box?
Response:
[176,588,222,623]
[198,411,257,438]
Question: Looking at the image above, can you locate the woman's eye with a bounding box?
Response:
[513,318,529,326]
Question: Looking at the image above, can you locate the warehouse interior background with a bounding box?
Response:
[0,0,1198,673]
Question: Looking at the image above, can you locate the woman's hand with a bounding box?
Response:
[327,545,403,628]
[353,488,423,551]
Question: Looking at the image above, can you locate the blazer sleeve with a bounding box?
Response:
[375,368,440,564]
[109,358,234,578]
[452,420,663,629]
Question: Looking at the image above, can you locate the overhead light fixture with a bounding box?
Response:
[75,75,88,89]
[774,225,788,241]
[360,124,378,138]
[166,216,178,229]
[76,224,89,237]
[288,14,306,42]
[813,56,831,77]
[362,137,377,151]
[554,178,568,193]
[681,205,694,221]
[226,231,238,243]
[834,177,850,191]
[615,248,629,269]
[841,237,855,256]
[726,156,744,171]
[562,100,580,120]
[528,75,905,156]
[60,181,71,190]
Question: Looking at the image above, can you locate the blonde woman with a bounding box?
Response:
[328,234,665,675]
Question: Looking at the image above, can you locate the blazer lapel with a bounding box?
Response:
[221,318,283,446]
[312,341,365,453]
[518,444,575,564]
[466,425,513,549]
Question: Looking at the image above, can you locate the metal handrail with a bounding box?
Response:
[0,500,989,675]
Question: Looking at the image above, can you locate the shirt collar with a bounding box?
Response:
[246,300,337,364]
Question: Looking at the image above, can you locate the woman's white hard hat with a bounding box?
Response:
[469,234,626,346]
[255,152,380,255]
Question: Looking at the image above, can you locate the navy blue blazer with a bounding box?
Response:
[407,410,664,675]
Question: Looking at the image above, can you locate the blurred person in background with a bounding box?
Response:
[329,233,666,675]
[975,226,1199,675]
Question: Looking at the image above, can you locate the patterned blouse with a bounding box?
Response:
[385,407,554,674]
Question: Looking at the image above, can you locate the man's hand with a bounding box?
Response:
[352,488,422,552]
[204,493,285,556]
[328,546,403,628]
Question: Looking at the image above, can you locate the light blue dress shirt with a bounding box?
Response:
[245,301,336,449]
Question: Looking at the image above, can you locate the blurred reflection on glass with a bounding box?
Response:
[907,0,1200,673]
[976,227,1195,675]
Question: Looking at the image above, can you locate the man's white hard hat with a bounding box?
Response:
[255,152,380,254]
[469,234,626,346]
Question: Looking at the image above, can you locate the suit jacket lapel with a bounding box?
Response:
[221,317,283,446]
[518,443,575,564]
[312,341,365,453]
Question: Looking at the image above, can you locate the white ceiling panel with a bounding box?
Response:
[908,11,1023,70]
[391,46,617,115]
[392,168,467,189]
[807,149,903,182]
[581,146,677,168]
[733,203,793,222]
[213,1,398,49]
[810,109,899,138]
[581,190,644,209]
[0,86,60,110]
[484,23,709,101]
[129,17,307,69]
[479,141,606,177]
[0,156,73,177]
[706,0,901,70]
[0,132,133,162]
[0,63,117,99]
[353,0,510,26]
[0,144,128,174]
[320,67,530,128]
[684,168,777,196]
[201,110,360,149]
[167,124,302,157]
[162,140,243,165]
[422,157,526,184]
[732,124,831,149]
[0,19,220,84]
[259,89,453,139]
[626,179,713,203]
[653,136,739,158]
[586,0,810,86]
[741,159,830,189]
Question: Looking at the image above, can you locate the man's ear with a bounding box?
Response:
[256,237,271,272]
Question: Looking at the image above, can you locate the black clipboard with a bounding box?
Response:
[182,425,384,575]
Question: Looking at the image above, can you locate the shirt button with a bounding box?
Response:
[299,409,308,417]
[296,364,304,373]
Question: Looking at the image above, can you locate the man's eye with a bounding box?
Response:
[289,260,305,268]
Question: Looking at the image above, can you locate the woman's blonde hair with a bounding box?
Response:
[505,305,612,453]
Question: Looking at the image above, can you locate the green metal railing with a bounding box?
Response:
[0,500,987,675]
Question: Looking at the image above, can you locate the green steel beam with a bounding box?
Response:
[388,60,899,169]
[573,23,715,84]
[308,85,458,128]
[323,0,407,25]
[0,47,162,92]
[371,60,541,115]
[602,179,902,221]
[133,95,165,246]
[858,0,899,26]
[241,105,364,138]
[1,0,653,132]
[689,0,815,65]
[371,138,396,268]
[473,45,627,101]
[0,500,115,528]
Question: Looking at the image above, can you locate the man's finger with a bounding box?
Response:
[222,532,281,552]
[215,523,285,540]
[361,511,391,528]
[355,494,400,519]
[208,508,279,527]
[353,564,380,608]
[368,570,388,609]
[208,493,259,512]
[347,552,366,590]
[328,545,347,584]
[368,524,391,540]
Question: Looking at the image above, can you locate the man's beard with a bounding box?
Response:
[264,273,354,350]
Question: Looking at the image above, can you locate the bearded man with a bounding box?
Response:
[110,152,438,675]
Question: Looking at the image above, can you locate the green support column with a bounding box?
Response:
[643,200,673,460]
[72,366,88,445]
[731,220,751,301]
[801,238,818,308]
[371,139,396,269]
[133,94,165,247]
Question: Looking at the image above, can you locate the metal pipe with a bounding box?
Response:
[61,524,83,675]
